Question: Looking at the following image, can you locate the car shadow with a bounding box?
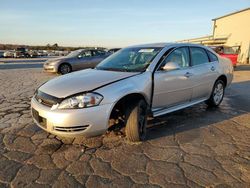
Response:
[146,79,250,141]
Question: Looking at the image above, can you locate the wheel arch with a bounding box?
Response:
[217,74,227,87]
[107,92,148,127]
[57,62,72,73]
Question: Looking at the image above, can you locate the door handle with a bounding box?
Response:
[211,66,216,71]
[184,72,193,78]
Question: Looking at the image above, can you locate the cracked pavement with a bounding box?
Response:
[0,66,250,188]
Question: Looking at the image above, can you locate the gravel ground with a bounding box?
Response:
[0,67,249,188]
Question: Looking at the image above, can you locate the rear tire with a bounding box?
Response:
[125,100,148,142]
[58,63,71,74]
[206,79,225,107]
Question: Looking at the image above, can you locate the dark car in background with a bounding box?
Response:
[14,47,30,58]
[44,49,110,74]
[0,50,4,58]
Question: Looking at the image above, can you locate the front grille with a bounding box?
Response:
[32,108,47,128]
[35,90,62,107]
[54,125,89,132]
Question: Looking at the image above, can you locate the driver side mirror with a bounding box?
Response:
[162,62,181,71]
[77,55,82,59]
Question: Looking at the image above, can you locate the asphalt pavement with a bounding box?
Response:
[0,65,249,187]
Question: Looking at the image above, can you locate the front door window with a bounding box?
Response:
[159,47,190,70]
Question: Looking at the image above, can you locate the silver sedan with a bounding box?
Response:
[32,43,233,142]
[43,49,110,74]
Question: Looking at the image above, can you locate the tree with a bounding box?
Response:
[52,43,59,50]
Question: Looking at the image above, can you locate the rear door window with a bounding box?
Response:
[81,50,92,57]
[207,50,218,62]
[190,47,209,66]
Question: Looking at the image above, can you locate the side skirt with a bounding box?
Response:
[152,98,207,117]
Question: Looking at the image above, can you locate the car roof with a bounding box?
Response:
[127,42,206,48]
[75,48,105,51]
[127,43,171,48]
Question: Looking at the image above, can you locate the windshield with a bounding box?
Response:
[96,47,162,72]
[66,50,82,58]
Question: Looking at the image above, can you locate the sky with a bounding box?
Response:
[0,0,249,47]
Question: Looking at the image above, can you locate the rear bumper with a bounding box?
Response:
[31,96,113,137]
[226,67,234,87]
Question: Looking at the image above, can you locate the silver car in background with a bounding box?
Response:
[32,43,233,142]
[43,49,110,74]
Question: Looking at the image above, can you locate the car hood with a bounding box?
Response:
[39,69,138,98]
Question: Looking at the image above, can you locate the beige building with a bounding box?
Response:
[180,8,250,64]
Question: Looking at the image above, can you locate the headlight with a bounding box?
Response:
[57,93,103,109]
[46,60,60,65]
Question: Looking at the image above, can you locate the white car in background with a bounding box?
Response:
[3,50,15,58]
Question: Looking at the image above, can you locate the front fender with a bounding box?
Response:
[95,71,152,106]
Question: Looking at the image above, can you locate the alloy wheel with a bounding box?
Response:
[60,64,71,74]
[213,82,224,105]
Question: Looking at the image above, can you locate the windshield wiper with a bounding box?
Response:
[96,67,128,72]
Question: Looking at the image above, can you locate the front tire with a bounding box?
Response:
[58,63,72,74]
[206,80,225,107]
[125,100,148,142]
